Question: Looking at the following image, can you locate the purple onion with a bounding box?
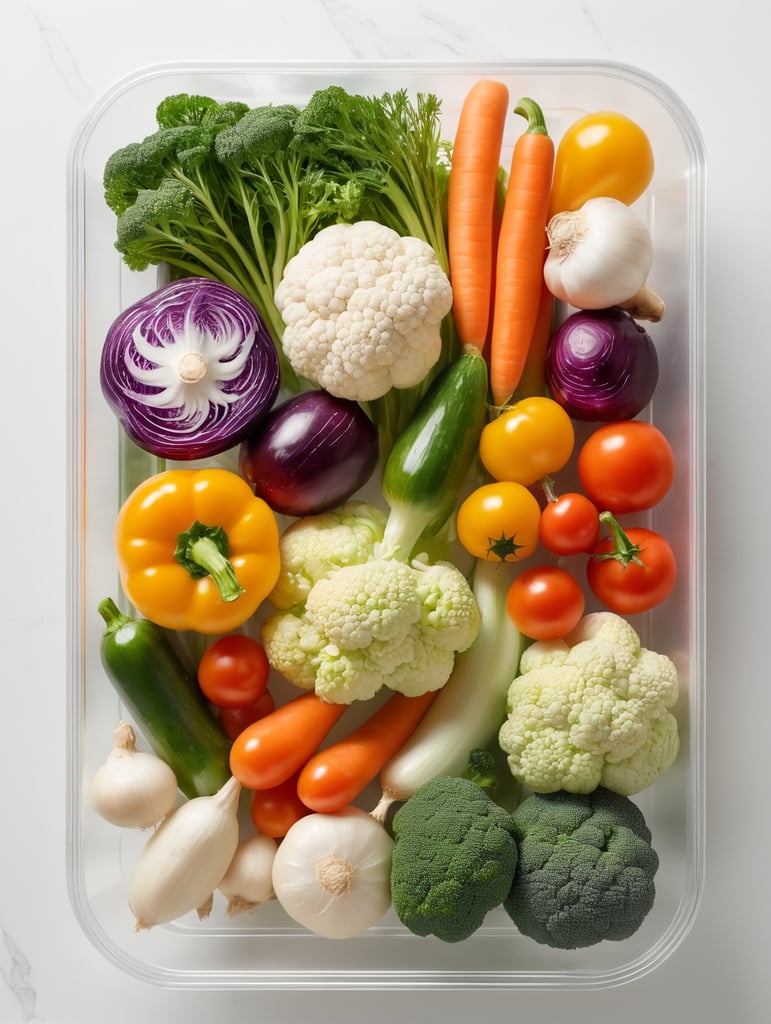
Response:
[239,390,378,517]
[545,307,659,422]
[100,277,280,459]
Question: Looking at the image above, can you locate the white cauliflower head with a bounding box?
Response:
[262,548,480,705]
[498,611,680,796]
[274,220,453,401]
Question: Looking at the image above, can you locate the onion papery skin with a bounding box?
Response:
[100,278,280,460]
[545,307,659,422]
[239,390,379,517]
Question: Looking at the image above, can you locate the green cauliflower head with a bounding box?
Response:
[504,787,659,949]
[498,611,680,796]
[390,775,519,943]
[261,501,480,704]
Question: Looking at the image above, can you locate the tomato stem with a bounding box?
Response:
[592,511,645,567]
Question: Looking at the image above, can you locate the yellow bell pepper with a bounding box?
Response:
[548,110,655,218]
[114,468,281,635]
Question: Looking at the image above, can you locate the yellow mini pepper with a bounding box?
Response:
[548,110,655,218]
[114,468,281,635]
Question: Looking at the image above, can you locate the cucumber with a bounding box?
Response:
[381,348,489,558]
[97,598,232,799]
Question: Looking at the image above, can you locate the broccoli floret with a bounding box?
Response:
[214,103,301,163]
[465,747,499,794]
[504,787,659,949]
[390,775,519,943]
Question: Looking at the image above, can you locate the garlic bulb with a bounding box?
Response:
[218,833,278,916]
[544,197,662,317]
[90,721,178,829]
[271,807,394,939]
[128,774,241,930]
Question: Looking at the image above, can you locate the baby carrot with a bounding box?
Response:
[447,79,510,352]
[229,691,347,791]
[490,97,554,408]
[296,690,438,814]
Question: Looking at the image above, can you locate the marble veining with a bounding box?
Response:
[1,930,43,1023]
[26,3,92,104]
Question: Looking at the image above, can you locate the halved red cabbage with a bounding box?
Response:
[100,277,280,459]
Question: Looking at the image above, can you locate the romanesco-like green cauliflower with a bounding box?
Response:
[261,500,480,704]
[498,611,679,796]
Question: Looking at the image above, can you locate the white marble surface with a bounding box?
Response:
[2,0,769,1020]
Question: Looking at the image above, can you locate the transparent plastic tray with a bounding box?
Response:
[66,59,706,990]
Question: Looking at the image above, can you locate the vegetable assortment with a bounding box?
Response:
[90,76,687,956]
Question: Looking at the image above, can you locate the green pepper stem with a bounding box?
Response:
[593,511,645,567]
[514,97,549,136]
[175,521,245,603]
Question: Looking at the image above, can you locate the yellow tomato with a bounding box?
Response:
[548,110,655,217]
[456,482,541,564]
[479,396,575,486]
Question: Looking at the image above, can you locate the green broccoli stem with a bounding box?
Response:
[594,511,645,567]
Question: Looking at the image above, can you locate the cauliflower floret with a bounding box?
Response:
[268,500,387,610]
[498,611,680,796]
[262,554,480,705]
[274,220,453,402]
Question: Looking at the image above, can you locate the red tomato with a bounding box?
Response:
[577,421,675,514]
[217,690,276,741]
[198,634,270,709]
[506,566,585,640]
[539,491,600,555]
[587,516,677,614]
[249,773,311,838]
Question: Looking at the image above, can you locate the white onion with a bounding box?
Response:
[218,834,278,916]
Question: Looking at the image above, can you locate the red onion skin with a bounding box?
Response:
[545,307,659,422]
[239,391,379,517]
[100,277,280,460]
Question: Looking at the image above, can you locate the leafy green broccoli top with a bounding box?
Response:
[390,775,519,943]
[504,787,659,949]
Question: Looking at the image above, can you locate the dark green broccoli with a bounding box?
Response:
[390,775,519,943]
[504,787,659,949]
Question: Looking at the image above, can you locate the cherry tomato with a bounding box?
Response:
[217,690,276,741]
[249,773,311,838]
[539,491,600,555]
[479,396,575,486]
[506,566,585,640]
[197,634,270,709]
[578,421,675,514]
[456,482,541,563]
[587,513,677,614]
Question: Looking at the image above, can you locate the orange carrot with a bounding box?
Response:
[447,79,510,352]
[296,690,438,814]
[229,691,347,791]
[490,97,555,408]
[511,276,556,401]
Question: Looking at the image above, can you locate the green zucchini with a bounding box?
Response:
[97,598,232,799]
[381,348,489,558]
